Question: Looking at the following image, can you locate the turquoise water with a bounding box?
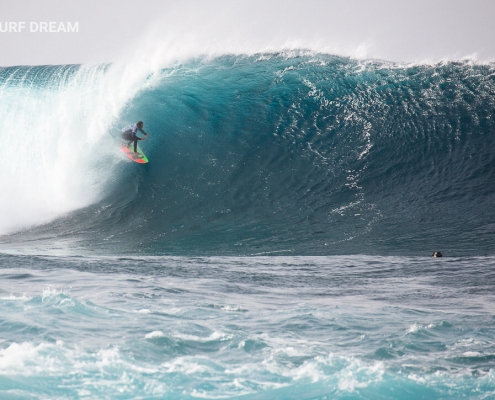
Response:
[0,53,495,398]
[1,255,495,399]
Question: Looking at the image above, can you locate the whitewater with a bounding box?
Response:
[0,47,495,398]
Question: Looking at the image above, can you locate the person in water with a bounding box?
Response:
[121,121,149,154]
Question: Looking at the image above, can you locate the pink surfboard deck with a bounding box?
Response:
[120,143,149,164]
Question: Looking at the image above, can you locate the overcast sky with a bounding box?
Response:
[1,0,494,66]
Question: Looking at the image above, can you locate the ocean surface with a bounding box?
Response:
[0,52,495,398]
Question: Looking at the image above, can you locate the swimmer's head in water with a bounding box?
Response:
[432,252,443,258]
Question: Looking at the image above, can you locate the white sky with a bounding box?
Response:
[1,0,494,66]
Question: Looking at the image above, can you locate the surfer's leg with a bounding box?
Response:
[122,132,133,148]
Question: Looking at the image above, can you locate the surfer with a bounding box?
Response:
[121,121,149,154]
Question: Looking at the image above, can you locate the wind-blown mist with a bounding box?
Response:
[1,0,495,66]
[0,59,164,235]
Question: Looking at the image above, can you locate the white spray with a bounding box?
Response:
[0,59,161,235]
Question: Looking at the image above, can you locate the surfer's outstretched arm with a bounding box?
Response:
[138,128,150,138]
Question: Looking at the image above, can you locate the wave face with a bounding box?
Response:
[1,54,495,255]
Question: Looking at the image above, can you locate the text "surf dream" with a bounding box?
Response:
[0,22,79,33]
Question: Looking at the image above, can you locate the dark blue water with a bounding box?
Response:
[1,53,495,398]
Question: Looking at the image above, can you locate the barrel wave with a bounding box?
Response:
[1,53,495,256]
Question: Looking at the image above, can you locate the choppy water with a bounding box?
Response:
[1,254,495,399]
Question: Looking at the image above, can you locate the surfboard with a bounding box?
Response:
[120,142,149,164]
